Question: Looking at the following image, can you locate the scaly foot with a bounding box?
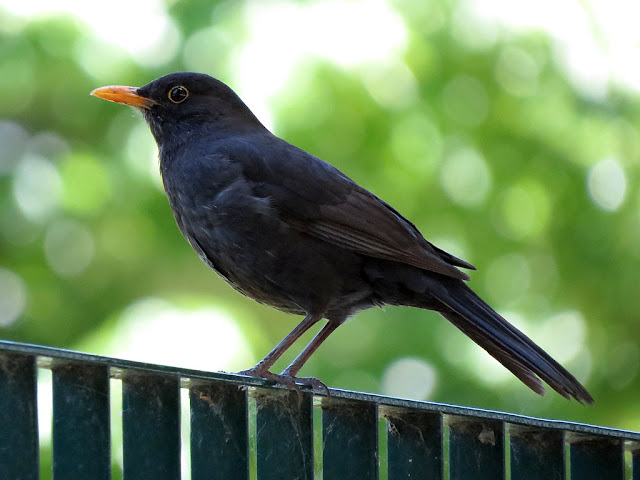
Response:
[237,366,330,396]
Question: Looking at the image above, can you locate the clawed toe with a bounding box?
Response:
[237,367,329,396]
[289,376,330,397]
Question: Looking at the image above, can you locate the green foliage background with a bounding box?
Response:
[1,0,638,461]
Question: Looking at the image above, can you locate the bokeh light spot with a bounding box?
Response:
[382,357,437,400]
[13,154,62,222]
[27,131,70,160]
[440,146,491,207]
[587,157,627,211]
[183,27,233,74]
[44,219,95,277]
[0,121,28,176]
[361,60,418,110]
[0,268,28,327]
[495,46,541,96]
[537,310,587,364]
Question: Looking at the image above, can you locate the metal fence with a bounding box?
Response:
[1,339,638,479]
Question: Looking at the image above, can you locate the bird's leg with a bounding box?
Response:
[238,314,322,383]
[279,320,342,395]
[281,320,341,377]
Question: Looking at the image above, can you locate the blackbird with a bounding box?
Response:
[91,72,593,404]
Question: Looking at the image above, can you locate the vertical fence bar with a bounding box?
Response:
[52,362,110,480]
[322,398,378,480]
[509,426,564,480]
[0,352,39,480]
[385,409,443,480]
[448,417,505,480]
[254,389,314,480]
[190,382,249,480]
[122,374,181,480]
[569,435,624,480]
[632,445,640,480]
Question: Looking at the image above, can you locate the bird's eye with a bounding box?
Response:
[168,86,189,104]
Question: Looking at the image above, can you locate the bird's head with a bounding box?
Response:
[91,72,264,149]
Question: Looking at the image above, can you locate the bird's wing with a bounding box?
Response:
[285,187,473,279]
[233,137,475,280]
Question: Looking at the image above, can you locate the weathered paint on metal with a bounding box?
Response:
[385,409,443,479]
[190,382,249,480]
[509,426,564,480]
[322,397,378,480]
[255,389,314,480]
[569,435,624,480]
[52,362,110,480]
[122,373,181,480]
[449,417,505,480]
[0,352,39,480]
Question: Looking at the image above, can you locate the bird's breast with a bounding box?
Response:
[159,152,376,317]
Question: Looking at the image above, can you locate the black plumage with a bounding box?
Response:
[91,72,593,404]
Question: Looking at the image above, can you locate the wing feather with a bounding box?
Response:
[286,187,471,280]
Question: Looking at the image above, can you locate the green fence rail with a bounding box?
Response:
[1,339,638,479]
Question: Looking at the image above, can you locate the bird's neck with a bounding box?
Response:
[148,112,267,150]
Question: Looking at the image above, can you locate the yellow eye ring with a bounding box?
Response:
[168,86,189,103]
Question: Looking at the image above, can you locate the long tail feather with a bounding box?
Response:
[433,280,593,404]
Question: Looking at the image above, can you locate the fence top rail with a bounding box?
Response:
[1,339,637,443]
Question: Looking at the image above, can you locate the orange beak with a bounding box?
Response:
[90,85,157,109]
